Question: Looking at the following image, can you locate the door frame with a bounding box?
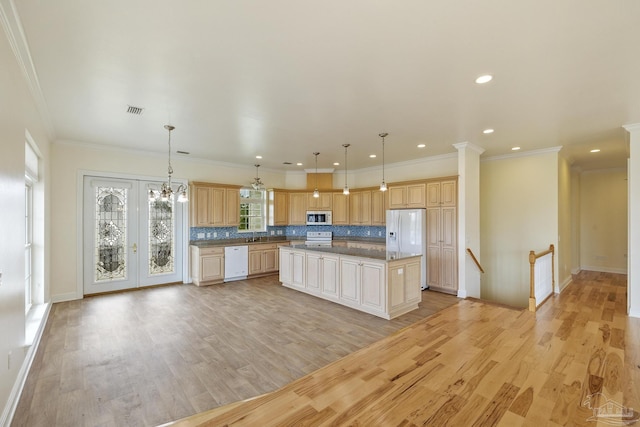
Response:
[75,170,189,299]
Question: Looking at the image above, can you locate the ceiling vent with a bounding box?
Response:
[126,105,144,115]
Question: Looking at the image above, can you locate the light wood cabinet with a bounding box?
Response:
[289,192,308,225]
[248,243,281,276]
[190,183,241,227]
[332,193,349,225]
[190,246,224,286]
[389,258,421,311]
[349,190,371,225]
[371,190,386,226]
[388,183,426,209]
[268,190,289,226]
[426,179,458,293]
[307,193,332,210]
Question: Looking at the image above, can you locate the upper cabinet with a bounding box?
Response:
[349,190,371,225]
[269,190,289,226]
[371,190,386,226]
[388,183,426,209]
[190,182,241,227]
[289,192,308,225]
[426,179,456,208]
[332,193,349,225]
[307,193,332,210]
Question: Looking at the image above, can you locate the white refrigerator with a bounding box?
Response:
[386,209,428,290]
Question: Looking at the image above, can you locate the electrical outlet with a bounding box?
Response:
[277,230,283,235]
[225,232,229,237]
[367,231,370,236]
[347,230,350,235]
[206,233,211,238]
[197,233,205,239]
[213,232,217,238]
[292,230,296,234]
[378,231,382,236]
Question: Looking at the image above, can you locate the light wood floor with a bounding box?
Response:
[11,275,458,427]
[164,271,640,426]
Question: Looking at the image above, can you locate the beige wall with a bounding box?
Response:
[570,168,581,274]
[480,150,559,308]
[579,168,627,273]
[0,22,51,420]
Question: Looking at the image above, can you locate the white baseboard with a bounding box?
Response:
[51,291,81,303]
[629,308,640,319]
[0,302,51,426]
[457,289,467,299]
[571,268,581,275]
[580,265,627,274]
[557,276,572,293]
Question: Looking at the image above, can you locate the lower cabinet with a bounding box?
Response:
[248,243,280,277]
[190,246,225,286]
[280,247,421,319]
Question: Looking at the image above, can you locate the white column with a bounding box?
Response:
[623,123,640,318]
[453,142,485,298]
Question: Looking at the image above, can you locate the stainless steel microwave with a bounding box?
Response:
[306,211,332,225]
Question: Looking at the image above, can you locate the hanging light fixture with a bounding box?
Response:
[342,144,350,195]
[149,125,189,203]
[379,132,388,192]
[313,152,320,198]
[251,164,264,190]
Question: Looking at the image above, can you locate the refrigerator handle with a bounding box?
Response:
[397,214,402,251]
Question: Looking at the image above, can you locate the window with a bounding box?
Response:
[239,189,266,232]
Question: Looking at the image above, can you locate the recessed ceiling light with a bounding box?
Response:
[256,155,262,159]
[296,162,303,166]
[475,75,493,84]
[333,162,340,166]
[512,147,521,151]
[483,129,494,134]
[417,144,426,148]
[590,149,601,153]
[369,154,377,158]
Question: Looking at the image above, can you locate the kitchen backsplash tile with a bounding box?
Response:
[190,225,385,241]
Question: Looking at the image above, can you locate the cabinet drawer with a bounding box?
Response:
[198,247,224,256]
[249,243,277,251]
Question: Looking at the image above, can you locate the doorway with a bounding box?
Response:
[83,176,185,295]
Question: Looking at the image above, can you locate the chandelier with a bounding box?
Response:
[379,132,388,192]
[149,125,188,203]
[251,164,264,190]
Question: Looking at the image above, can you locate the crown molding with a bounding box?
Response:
[452,141,485,155]
[482,146,563,162]
[0,0,55,139]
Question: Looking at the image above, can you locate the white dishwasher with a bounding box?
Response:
[224,245,248,282]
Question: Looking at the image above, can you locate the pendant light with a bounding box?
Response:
[313,152,320,198]
[251,164,264,190]
[342,144,350,195]
[149,125,188,203]
[379,132,388,192]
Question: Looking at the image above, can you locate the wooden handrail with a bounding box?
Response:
[529,244,555,312]
[466,248,485,273]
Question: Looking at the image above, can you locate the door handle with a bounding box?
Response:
[132,243,137,253]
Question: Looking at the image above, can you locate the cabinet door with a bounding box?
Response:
[371,190,386,226]
[349,192,361,224]
[426,208,441,288]
[289,193,308,225]
[273,191,289,225]
[279,249,292,283]
[291,251,306,288]
[225,188,240,226]
[441,207,457,291]
[248,250,263,275]
[339,258,360,303]
[441,180,457,207]
[321,255,339,298]
[332,193,349,225]
[426,182,441,208]
[359,191,372,225]
[406,183,426,207]
[388,186,406,209]
[192,186,212,226]
[305,253,322,293]
[308,193,332,210]
[201,255,224,281]
[264,248,278,272]
[361,262,385,311]
[389,264,406,309]
[405,261,422,304]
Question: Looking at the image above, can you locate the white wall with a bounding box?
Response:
[480,149,559,308]
[0,15,51,422]
[579,168,628,273]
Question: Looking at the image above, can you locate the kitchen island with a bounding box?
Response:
[279,245,422,320]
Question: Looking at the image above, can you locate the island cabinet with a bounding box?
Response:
[305,252,340,301]
[279,246,422,319]
[190,182,241,227]
[190,246,224,286]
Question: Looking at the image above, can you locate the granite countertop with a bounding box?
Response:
[287,244,421,262]
[190,236,386,248]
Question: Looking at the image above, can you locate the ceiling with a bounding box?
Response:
[10,0,640,171]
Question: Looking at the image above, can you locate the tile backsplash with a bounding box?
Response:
[190,225,386,241]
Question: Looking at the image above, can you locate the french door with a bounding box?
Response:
[83,176,184,295]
